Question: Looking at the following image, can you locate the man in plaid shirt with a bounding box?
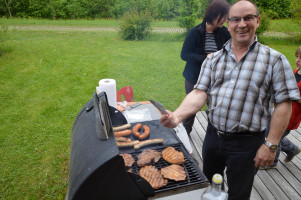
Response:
[160,0,300,199]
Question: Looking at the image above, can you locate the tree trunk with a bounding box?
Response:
[4,0,12,18]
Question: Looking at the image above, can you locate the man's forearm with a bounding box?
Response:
[174,89,207,122]
[267,101,292,144]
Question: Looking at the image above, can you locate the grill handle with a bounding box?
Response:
[93,92,113,140]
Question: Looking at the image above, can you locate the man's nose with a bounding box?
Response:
[238,18,247,26]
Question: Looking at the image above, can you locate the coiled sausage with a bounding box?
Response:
[132,123,142,138]
[139,125,150,140]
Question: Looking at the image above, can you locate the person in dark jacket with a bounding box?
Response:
[181,0,231,135]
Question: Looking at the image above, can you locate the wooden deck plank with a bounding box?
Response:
[263,162,300,200]
[275,159,301,197]
[189,127,203,169]
[255,168,290,200]
[191,111,301,200]
[279,153,301,180]
[253,176,275,200]
[290,130,301,143]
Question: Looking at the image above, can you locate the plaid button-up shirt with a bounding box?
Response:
[194,38,300,132]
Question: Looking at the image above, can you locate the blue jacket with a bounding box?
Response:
[181,20,231,84]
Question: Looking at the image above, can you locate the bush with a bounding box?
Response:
[119,9,152,40]
[254,0,292,19]
[178,0,199,32]
[178,15,197,33]
[256,11,270,36]
[290,0,301,19]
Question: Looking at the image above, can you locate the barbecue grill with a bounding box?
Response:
[66,92,208,200]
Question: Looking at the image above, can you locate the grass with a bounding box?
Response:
[0,29,185,200]
[0,17,180,28]
[0,17,121,27]
[0,18,299,199]
[1,17,300,32]
[269,18,301,33]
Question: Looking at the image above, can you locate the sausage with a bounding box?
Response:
[132,123,142,138]
[113,123,131,132]
[116,137,131,142]
[134,139,164,150]
[114,129,132,137]
[117,140,139,147]
[139,125,150,140]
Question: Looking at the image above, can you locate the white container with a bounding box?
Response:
[201,174,228,200]
[96,79,117,108]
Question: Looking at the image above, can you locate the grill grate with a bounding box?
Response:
[128,144,207,193]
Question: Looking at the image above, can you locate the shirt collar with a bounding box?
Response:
[223,36,258,52]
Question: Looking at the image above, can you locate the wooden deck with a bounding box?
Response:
[190,111,301,200]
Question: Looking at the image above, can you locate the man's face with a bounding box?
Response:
[226,1,260,47]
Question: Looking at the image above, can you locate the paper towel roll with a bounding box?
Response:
[96,79,117,108]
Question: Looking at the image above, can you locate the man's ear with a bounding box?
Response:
[256,15,261,28]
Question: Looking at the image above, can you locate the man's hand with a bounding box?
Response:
[254,144,276,167]
[159,89,208,129]
[160,110,180,128]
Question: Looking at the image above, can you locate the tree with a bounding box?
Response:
[178,0,200,32]
[254,0,292,19]
[290,0,301,19]
[4,0,12,18]
[110,0,151,19]
[151,0,182,20]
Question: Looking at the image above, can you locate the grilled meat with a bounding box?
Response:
[162,146,185,164]
[161,164,187,181]
[120,153,135,167]
[137,149,161,167]
[139,165,168,189]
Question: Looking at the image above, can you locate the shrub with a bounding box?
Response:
[178,0,199,32]
[254,0,292,19]
[290,0,301,19]
[256,11,270,36]
[119,9,152,40]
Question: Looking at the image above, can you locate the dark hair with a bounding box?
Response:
[296,46,301,57]
[228,0,260,19]
[205,0,230,25]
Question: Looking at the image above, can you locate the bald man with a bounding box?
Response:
[160,0,300,199]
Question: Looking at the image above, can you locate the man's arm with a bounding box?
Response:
[254,101,292,167]
[160,89,208,128]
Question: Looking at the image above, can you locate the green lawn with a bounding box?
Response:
[0,18,299,199]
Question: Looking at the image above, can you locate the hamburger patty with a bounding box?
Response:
[137,149,161,167]
[161,164,187,181]
[120,153,135,167]
[162,146,185,164]
[139,165,168,189]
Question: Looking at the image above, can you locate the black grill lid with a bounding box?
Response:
[67,92,153,200]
